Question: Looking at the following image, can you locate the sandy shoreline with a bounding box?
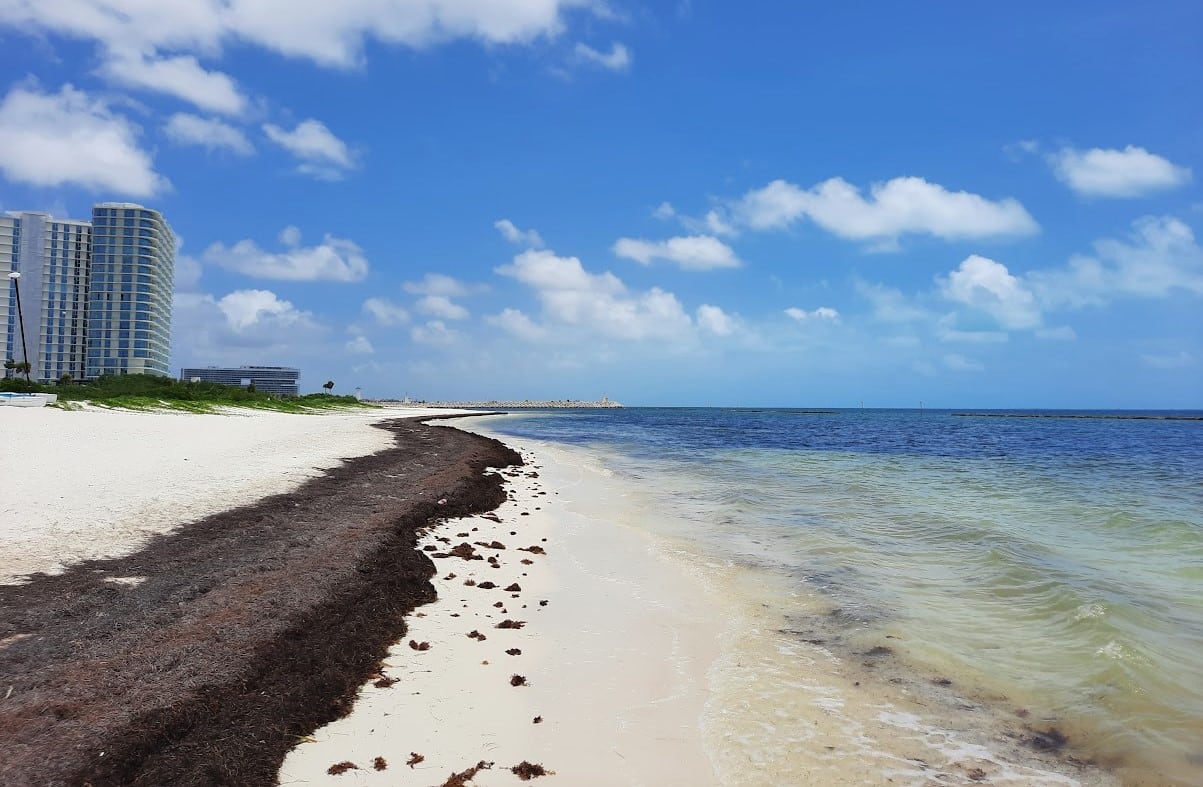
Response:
[0,407,517,786]
[279,419,724,786]
[0,406,1131,786]
[1,405,464,583]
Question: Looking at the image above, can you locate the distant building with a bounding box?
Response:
[3,203,174,383]
[86,203,175,379]
[180,365,300,397]
[2,212,93,382]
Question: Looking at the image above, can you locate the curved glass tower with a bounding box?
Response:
[86,203,175,378]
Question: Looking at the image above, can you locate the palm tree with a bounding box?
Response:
[323,380,334,392]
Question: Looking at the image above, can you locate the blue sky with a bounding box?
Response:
[1,1,1200,406]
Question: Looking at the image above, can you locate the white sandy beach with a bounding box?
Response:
[0,405,461,584]
[1,406,1116,786]
[278,420,724,786]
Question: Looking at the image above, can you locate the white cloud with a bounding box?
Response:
[653,201,676,220]
[696,304,735,336]
[172,288,323,367]
[574,41,631,71]
[100,50,247,115]
[494,218,544,247]
[204,227,369,282]
[939,254,1042,329]
[486,308,547,341]
[362,297,410,326]
[943,353,983,372]
[215,289,311,330]
[612,235,741,270]
[345,335,374,354]
[263,119,355,179]
[416,294,470,320]
[174,254,203,291]
[402,273,484,297]
[411,319,459,345]
[1028,216,1203,308]
[785,306,840,322]
[732,176,1038,244]
[1142,351,1194,369]
[497,248,694,341]
[164,112,253,155]
[278,225,302,246]
[1049,145,1192,198]
[0,0,585,70]
[702,209,736,237]
[0,83,167,196]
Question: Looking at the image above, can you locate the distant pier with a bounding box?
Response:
[379,397,623,409]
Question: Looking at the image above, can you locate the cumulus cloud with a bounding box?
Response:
[215,289,312,330]
[486,308,547,341]
[411,320,459,345]
[612,235,741,270]
[362,297,410,326]
[164,112,253,155]
[0,83,167,196]
[416,294,470,320]
[345,335,374,354]
[100,50,247,115]
[652,202,676,220]
[263,119,355,179]
[204,226,369,282]
[0,0,586,70]
[494,218,544,247]
[173,288,323,367]
[574,41,631,71]
[696,304,735,336]
[174,254,203,291]
[403,273,484,297]
[496,248,694,341]
[731,176,1038,245]
[939,254,1042,330]
[1049,145,1192,198]
[1028,216,1203,308]
[785,306,840,322]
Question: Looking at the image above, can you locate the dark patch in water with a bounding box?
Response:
[1026,728,1069,752]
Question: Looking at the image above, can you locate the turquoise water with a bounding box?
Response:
[490,408,1203,784]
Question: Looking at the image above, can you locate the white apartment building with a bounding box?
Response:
[86,204,175,378]
[3,212,93,382]
[3,203,174,383]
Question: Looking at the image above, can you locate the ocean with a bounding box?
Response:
[486,408,1203,786]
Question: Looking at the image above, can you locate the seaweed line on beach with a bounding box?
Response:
[0,415,522,787]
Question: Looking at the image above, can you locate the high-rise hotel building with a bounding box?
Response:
[86,204,175,378]
[2,203,174,382]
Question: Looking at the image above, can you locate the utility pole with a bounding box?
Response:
[8,271,31,382]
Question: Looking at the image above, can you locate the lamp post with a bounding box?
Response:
[8,271,31,382]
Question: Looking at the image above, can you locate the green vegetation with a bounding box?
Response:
[0,374,371,414]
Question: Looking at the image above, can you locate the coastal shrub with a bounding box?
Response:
[1,374,368,412]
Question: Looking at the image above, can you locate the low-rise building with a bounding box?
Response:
[180,365,300,397]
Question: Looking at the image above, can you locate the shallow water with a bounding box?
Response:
[488,408,1203,785]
